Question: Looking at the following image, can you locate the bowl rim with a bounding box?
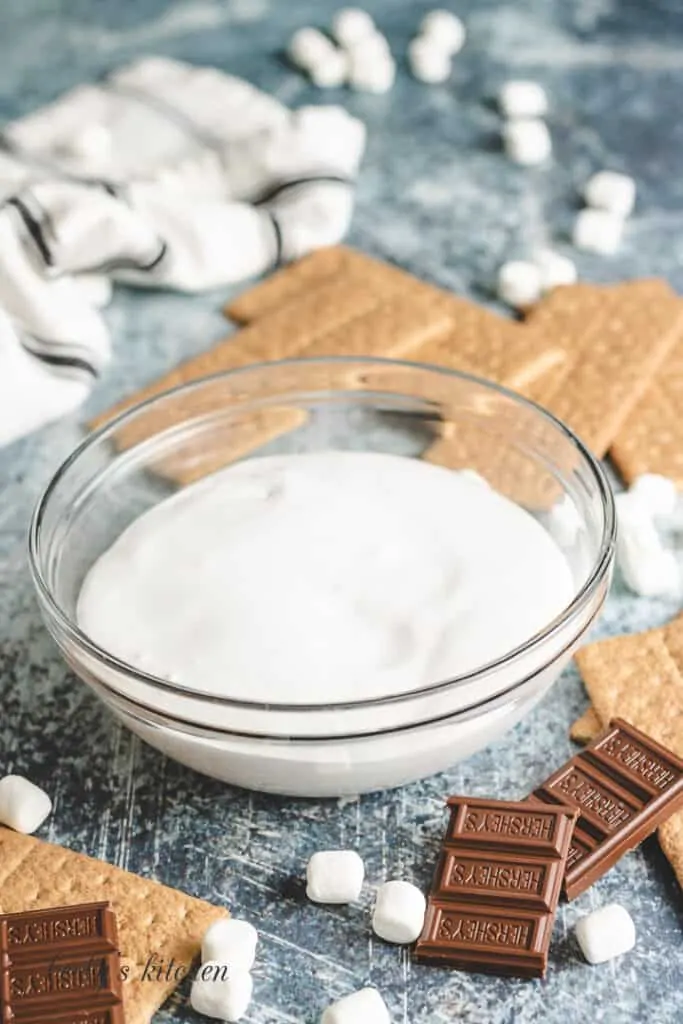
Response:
[29,354,616,714]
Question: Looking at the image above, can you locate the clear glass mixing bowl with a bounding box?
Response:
[30,357,615,796]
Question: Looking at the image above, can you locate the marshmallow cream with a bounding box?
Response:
[77,451,574,704]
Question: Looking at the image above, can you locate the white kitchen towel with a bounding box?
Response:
[0,58,366,448]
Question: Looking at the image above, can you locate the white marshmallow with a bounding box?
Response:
[630,473,678,521]
[575,904,636,965]
[201,919,258,971]
[306,850,365,903]
[346,29,392,60]
[321,987,391,1024]
[499,80,548,119]
[420,10,466,55]
[310,51,348,88]
[408,37,452,84]
[497,260,542,310]
[348,52,396,94]
[572,208,623,254]
[615,493,679,597]
[0,775,52,834]
[372,880,426,944]
[332,8,375,46]
[191,963,253,1022]
[289,28,337,70]
[583,171,636,218]
[503,118,552,166]
[534,249,578,292]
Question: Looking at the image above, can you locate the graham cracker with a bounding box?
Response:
[569,706,602,744]
[525,280,683,459]
[90,271,399,432]
[610,337,683,488]
[225,245,350,323]
[0,826,227,1024]
[574,611,683,890]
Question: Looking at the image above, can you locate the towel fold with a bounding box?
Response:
[0,58,366,449]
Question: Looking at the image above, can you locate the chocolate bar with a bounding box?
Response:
[530,716,683,900]
[0,903,124,1023]
[415,798,577,978]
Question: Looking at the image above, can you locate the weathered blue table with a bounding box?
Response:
[1,2,682,1021]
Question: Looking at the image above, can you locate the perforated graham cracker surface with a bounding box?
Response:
[573,612,683,889]
[0,827,227,1024]
[91,246,683,494]
[524,279,683,459]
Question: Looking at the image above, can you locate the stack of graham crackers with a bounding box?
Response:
[93,245,683,488]
[90,246,683,891]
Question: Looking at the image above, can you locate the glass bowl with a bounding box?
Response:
[29,357,615,796]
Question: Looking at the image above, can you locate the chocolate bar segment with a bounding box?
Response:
[1,904,118,961]
[0,903,124,1024]
[415,797,577,978]
[530,717,683,900]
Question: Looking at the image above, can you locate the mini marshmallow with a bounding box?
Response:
[201,919,258,972]
[503,118,552,166]
[191,963,253,1022]
[499,80,548,119]
[497,260,542,310]
[321,987,391,1024]
[583,171,636,218]
[348,52,396,94]
[615,493,679,597]
[289,27,337,70]
[345,29,392,60]
[372,880,426,944]
[420,10,466,55]
[630,473,678,521]
[306,850,365,903]
[408,37,452,84]
[332,8,375,46]
[310,51,348,88]
[572,208,623,254]
[575,904,636,965]
[534,249,578,292]
[0,775,52,834]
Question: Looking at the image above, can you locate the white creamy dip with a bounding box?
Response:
[77,452,574,704]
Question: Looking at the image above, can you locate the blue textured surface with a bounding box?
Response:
[1,2,682,1022]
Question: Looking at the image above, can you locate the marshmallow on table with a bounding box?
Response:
[629,473,678,520]
[288,27,337,71]
[503,118,552,166]
[534,248,578,292]
[497,260,542,310]
[306,850,365,903]
[202,919,258,971]
[420,10,466,55]
[321,987,391,1024]
[408,37,452,84]
[615,493,679,597]
[583,170,636,218]
[499,80,548,119]
[310,51,348,88]
[0,775,52,834]
[332,8,375,46]
[190,963,253,1022]
[572,208,623,254]
[575,904,636,964]
[348,50,396,94]
[372,880,426,944]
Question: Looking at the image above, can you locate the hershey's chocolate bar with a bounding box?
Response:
[530,717,683,899]
[415,797,577,978]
